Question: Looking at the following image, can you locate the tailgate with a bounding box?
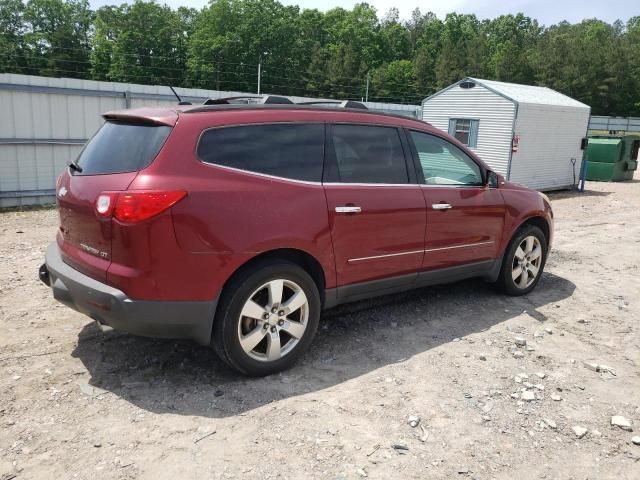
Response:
[56,120,173,281]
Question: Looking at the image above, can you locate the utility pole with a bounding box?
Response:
[257,61,261,95]
[216,52,221,91]
[365,73,369,103]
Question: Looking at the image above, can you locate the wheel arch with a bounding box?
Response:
[219,248,327,305]
[516,215,550,245]
[498,214,551,263]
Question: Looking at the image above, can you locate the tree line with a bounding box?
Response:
[1,0,639,115]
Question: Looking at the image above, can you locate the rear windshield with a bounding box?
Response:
[74,121,172,175]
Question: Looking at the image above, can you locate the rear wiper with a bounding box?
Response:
[68,160,83,173]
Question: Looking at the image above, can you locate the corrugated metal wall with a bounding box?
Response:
[510,104,590,190]
[421,83,515,177]
[0,73,421,208]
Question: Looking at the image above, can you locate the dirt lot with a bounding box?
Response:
[1,177,639,480]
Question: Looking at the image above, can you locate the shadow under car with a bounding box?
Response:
[71,271,575,418]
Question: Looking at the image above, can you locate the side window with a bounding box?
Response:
[410,130,483,186]
[327,124,408,184]
[197,123,324,182]
[448,118,479,147]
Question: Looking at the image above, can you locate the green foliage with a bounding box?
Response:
[434,13,487,88]
[0,0,638,114]
[0,0,28,72]
[187,0,305,93]
[483,14,540,83]
[370,59,416,102]
[90,0,192,85]
[531,19,639,116]
[4,0,94,78]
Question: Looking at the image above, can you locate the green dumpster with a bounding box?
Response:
[586,135,639,181]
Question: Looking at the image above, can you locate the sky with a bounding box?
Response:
[88,0,638,25]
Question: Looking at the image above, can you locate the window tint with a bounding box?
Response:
[197,123,324,182]
[410,131,483,186]
[76,121,172,175]
[327,125,408,184]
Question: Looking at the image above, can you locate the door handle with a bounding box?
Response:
[432,203,452,210]
[335,206,362,214]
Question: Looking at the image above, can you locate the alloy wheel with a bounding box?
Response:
[237,279,309,362]
[511,235,543,289]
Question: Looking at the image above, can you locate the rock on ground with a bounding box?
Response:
[611,416,633,432]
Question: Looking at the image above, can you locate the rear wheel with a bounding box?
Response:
[496,225,547,296]
[212,260,320,376]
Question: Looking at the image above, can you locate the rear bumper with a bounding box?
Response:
[41,243,217,345]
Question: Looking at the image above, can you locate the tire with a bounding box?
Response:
[495,224,548,296]
[212,259,321,376]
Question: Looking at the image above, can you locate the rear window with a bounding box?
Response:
[75,121,172,175]
[197,123,325,182]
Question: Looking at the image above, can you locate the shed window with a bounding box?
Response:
[448,118,479,148]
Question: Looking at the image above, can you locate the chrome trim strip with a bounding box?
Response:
[198,165,421,188]
[425,241,494,253]
[347,250,424,264]
[200,162,323,186]
[347,241,495,264]
[419,184,486,189]
[324,182,417,187]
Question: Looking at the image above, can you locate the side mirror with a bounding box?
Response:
[486,171,499,188]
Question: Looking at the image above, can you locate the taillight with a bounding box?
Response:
[95,191,186,223]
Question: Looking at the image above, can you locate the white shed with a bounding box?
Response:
[421,77,591,191]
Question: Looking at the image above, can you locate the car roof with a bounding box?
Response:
[103,104,432,130]
[182,104,429,125]
[101,104,490,171]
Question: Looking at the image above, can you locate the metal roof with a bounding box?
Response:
[467,78,590,109]
[423,77,589,109]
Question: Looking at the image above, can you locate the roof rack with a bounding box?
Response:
[203,95,293,105]
[202,95,367,109]
[296,100,367,110]
[183,104,426,124]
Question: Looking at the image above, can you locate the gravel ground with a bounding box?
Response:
[1,177,639,480]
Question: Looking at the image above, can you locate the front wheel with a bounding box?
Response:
[212,260,321,376]
[496,225,548,296]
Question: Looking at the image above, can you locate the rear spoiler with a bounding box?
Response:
[102,108,178,127]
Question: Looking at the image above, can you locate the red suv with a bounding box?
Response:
[40,99,553,376]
